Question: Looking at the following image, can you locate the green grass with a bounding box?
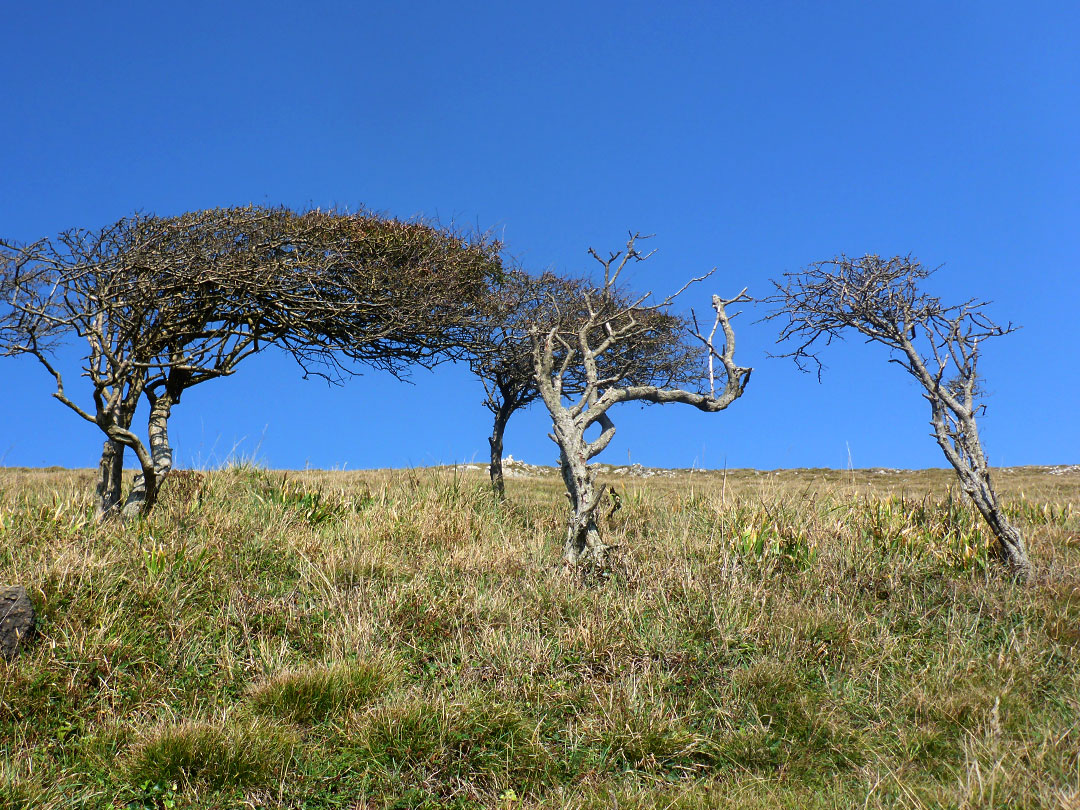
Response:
[126,719,299,793]
[0,464,1078,808]
[249,658,397,724]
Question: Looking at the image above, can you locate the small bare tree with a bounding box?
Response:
[766,254,1030,580]
[0,208,302,517]
[530,235,752,565]
[3,215,197,519]
[467,270,596,497]
[469,268,705,499]
[467,270,567,497]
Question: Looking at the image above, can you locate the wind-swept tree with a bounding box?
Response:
[529,235,752,565]
[1,211,227,519]
[766,254,1030,580]
[467,270,562,498]
[123,208,502,517]
[1,206,502,519]
[468,268,702,499]
[113,206,309,516]
[467,270,587,497]
[268,209,501,375]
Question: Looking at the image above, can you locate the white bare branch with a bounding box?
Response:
[527,237,752,566]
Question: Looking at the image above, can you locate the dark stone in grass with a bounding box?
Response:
[1,586,35,661]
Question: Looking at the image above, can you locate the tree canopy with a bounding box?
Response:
[0,205,503,518]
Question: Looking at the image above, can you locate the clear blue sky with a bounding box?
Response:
[1,1,1077,471]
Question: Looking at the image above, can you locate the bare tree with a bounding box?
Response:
[1,206,502,520]
[469,268,704,499]
[529,235,752,565]
[2,214,208,519]
[766,254,1030,580]
[467,270,590,497]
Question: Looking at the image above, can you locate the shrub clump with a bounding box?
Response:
[126,719,297,791]
[248,658,396,724]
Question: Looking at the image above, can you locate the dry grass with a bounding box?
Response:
[0,463,1077,809]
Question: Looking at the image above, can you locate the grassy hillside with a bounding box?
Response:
[1,465,1078,809]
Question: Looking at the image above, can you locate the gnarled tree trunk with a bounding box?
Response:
[974,495,1029,580]
[121,389,175,519]
[94,438,126,520]
[558,445,606,565]
[552,411,614,566]
[94,404,139,521]
[929,401,1030,580]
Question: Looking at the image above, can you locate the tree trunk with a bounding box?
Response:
[558,444,607,565]
[94,439,126,521]
[952,465,1031,580]
[122,390,175,519]
[930,412,1031,580]
[488,405,512,499]
[980,503,1030,581]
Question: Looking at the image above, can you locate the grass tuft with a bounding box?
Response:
[125,718,297,792]
[248,657,396,724]
[352,696,549,795]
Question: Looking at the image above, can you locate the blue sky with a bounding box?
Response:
[1,1,1077,471]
